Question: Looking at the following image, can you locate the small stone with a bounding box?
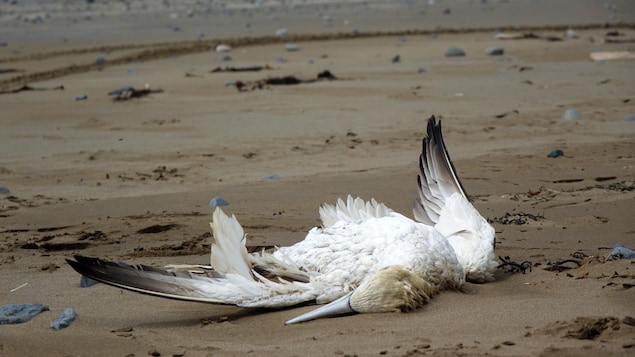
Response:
[391,54,400,63]
[0,186,10,194]
[75,95,88,101]
[624,115,635,122]
[209,197,229,207]
[623,316,635,326]
[50,308,77,331]
[445,46,465,57]
[219,55,232,62]
[417,67,427,73]
[40,263,59,272]
[275,28,288,36]
[285,43,300,51]
[564,29,578,39]
[547,149,564,158]
[260,174,283,180]
[216,44,231,53]
[80,275,99,288]
[485,47,504,56]
[562,108,581,120]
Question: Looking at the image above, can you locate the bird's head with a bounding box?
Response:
[285,265,435,324]
[437,193,497,283]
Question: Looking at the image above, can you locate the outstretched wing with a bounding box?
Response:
[66,208,319,308]
[413,116,469,225]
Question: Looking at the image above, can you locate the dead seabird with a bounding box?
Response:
[67,116,497,324]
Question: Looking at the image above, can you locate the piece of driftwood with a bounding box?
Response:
[590,51,635,61]
[108,86,164,101]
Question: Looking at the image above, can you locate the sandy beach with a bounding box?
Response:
[1,0,635,356]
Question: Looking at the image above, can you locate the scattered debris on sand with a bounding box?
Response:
[108,85,163,101]
[234,70,337,92]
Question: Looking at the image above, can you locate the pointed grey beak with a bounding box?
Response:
[285,291,356,325]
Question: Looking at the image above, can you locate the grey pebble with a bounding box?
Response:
[547,149,564,158]
[260,174,283,180]
[285,43,300,51]
[50,308,77,331]
[445,46,465,57]
[209,196,229,207]
[562,108,580,121]
[607,244,635,260]
[485,47,504,56]
[0,303,49,324]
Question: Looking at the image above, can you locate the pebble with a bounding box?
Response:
[275,28,288,36]
[0,303,49,324]
[95,56,106,64]
[216,44,231,53]
[445,46,465,57]
[564,29,578,39]
[547,149,564,158]
[485,47,504,56]
[50,308,77,331]
[260,174,283,180]
[391,54,400,63]
[607,244,635,260]
[417,67,427,73]
[624,115,635,122]
[0,185,9,194]
[285,43,300,51]
[75,95,88,101]
[562,108,580,121]
[80,275,99,288]
[209,196,229,207]
[219,55,232,62]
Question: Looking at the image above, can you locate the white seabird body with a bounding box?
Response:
[67,116,497,324]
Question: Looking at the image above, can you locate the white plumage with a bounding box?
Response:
[67,116,497,324]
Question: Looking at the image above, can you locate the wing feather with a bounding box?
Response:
[319,195,393,228]
[413,116,469,225]
[66,208,323,308]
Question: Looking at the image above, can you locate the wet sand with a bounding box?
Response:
[1,1,635,356]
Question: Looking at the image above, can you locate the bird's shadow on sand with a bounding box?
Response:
[132,302,317,329]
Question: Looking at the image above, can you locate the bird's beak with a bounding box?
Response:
[285,291,356,325]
